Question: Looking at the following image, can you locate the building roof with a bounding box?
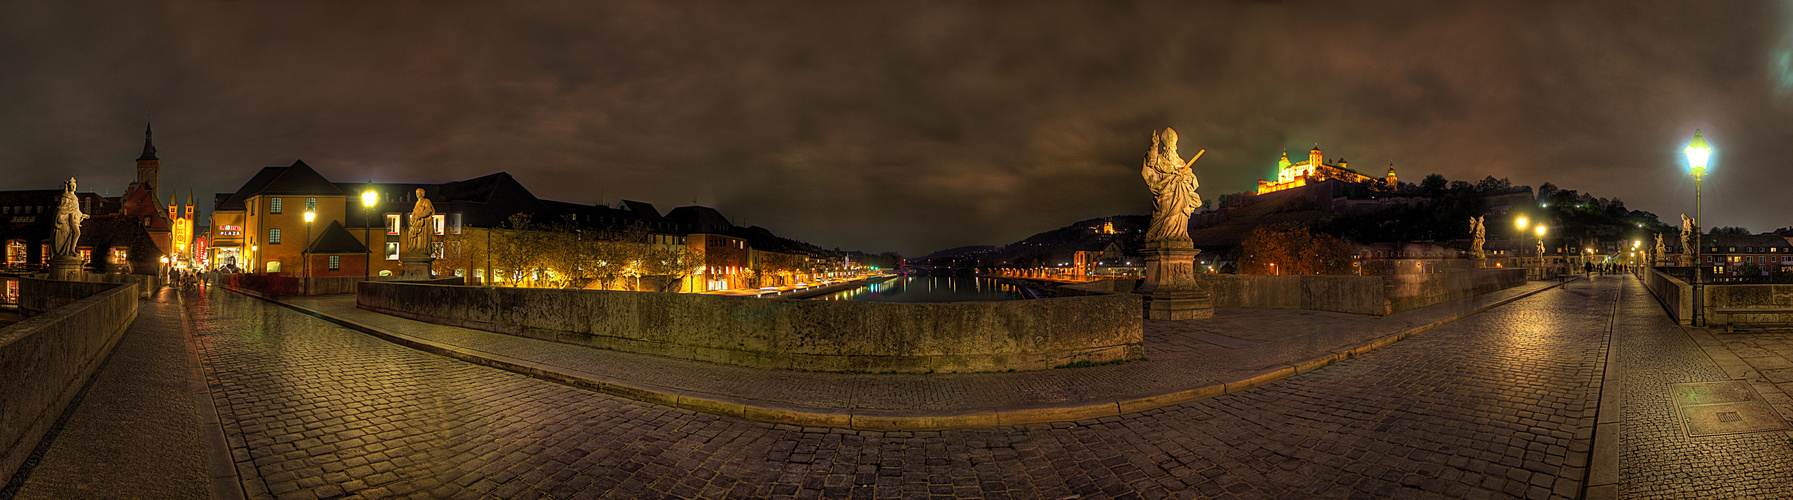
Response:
[214,160,344,211]
[617,200,662,220]
[665,205,735,234]
[306,220,370,254]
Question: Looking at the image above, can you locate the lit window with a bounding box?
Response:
[305,197,317,211]
[270,198,282,214]
[267,261,281,273]
[386,214,400,235]
[385,242,399,260]
[270,228,281,244]
[328,255,340,270]
[448,213,462,234]
[432,214,445,235]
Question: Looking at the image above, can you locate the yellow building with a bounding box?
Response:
[208,160,349,275]
[1256,145,1396,194]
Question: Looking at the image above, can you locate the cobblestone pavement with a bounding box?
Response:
[183,276,1632,499]
[1612,276,1793,498]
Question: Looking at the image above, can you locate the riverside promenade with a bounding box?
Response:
[10,274,1793,498]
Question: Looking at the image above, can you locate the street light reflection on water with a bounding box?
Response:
[812,276,1034,302]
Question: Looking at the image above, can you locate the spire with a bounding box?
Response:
[137,118,158,161]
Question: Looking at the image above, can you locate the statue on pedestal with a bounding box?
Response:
[1134,127,1211,320]
[1469,216,1486,260]
[53,177,87,259]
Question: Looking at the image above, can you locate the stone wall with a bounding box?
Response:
[0,281,137,480]
[18,279,125,317]
[226,274,457,295]
[1702,284,1793,326]
[358,282,1143,373]
[1641,267,1693,325]
[1062,268,1522,316]
[85,273,159,298]
[1383,268,1525,315]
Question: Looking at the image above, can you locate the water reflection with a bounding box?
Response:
[812,276,1032,302]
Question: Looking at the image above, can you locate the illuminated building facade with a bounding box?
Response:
[1256,145,1396,194]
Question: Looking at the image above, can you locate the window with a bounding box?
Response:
[385,242,399,260]
[305,197,317,212]
[269,197,282,214]
[448,213,462,234]
[386,214,400,235]
[432,214,446,235]
[270,228,282,244]
[432,242,444,259]
[454,269,464,278]
[328,255,340,270]
[267,261,281,273]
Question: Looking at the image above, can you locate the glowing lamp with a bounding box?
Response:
[1685,129,1711,175]
[362,190,377,207]
[1516,216,1528,230]
[303,211,315,223]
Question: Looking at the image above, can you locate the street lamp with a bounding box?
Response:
[1516,216,1530,275]
[362,188,377,280]
[303,211,315,282]
[1686,129,1712,326]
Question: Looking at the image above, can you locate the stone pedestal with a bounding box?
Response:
[400,257,435,279]
[48,256,83,282]
[1134,240,1213,320]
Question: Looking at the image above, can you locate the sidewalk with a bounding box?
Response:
[251,280,1569,430]
[5,287,237,499]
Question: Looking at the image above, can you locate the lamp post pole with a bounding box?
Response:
[304,210,315,279]
[1516,216,1529,278]
[1686,130,1711,327]
[363,187,376,280]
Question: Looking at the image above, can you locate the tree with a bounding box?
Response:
[1419,174,1447,196]
[1237,223,1358,275]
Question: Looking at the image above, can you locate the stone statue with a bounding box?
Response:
[405,188,435,258]
[52,177,87,259]
[1141,128,1203,243]
[1469,216,1485,260]
[1653,233,1665,264]
[1680,213,1696,262]
[1536,238,1545,258]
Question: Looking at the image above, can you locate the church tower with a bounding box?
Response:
[121,121,167,218]
[1385,163,1398,186]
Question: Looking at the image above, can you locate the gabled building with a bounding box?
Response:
[208,160,347,275]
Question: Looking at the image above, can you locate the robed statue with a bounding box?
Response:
[1469,216,1486,259]
[1653,233,1666,264]
[53,177,87,259]
[405,188,435,258]
[1142,128,1203,243]
[1680,213,1696,262]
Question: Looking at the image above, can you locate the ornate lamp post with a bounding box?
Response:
[303,211,315,282]
[362,188,377,279]
[1686,130,1711,326]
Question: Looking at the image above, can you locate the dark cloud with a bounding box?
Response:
[3,1,1790,255]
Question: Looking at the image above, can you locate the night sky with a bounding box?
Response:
[5,1,1791,255]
